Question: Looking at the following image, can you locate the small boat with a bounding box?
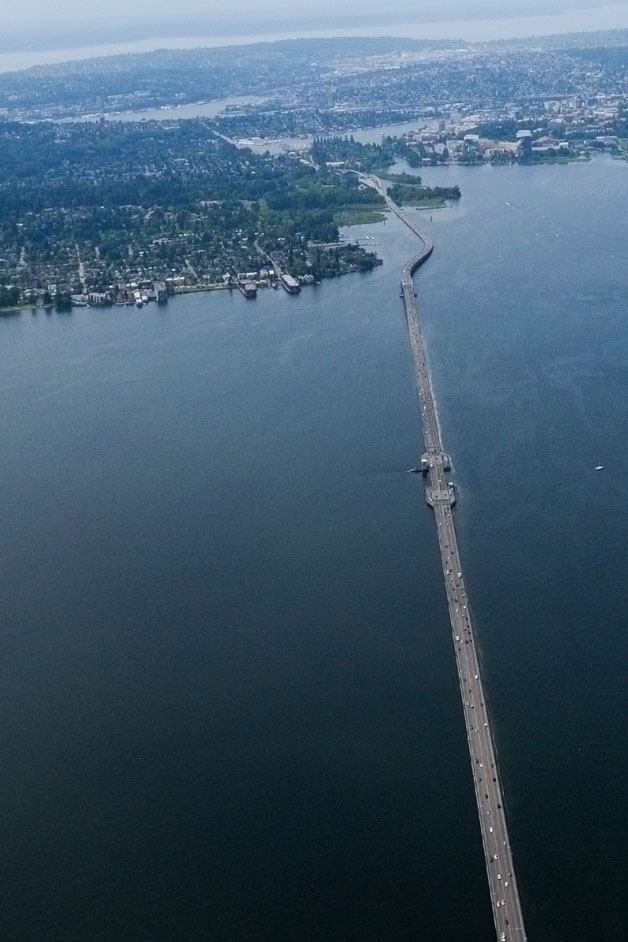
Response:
[594,465,604,471]
[407,467,421,474]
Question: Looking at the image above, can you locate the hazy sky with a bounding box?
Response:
[3,0,627,24]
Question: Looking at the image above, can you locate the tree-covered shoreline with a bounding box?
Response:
[0,119,384,308]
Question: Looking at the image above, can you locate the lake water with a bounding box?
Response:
[72,96,269,124]
[233,120,441,156]
[1,158,627,940]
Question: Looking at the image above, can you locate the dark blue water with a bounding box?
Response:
[418,159,628,942]
[0,159,626,940]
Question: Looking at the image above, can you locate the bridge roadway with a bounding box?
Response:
[382,183,527,942]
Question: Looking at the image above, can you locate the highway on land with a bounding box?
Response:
[366,175,528,942]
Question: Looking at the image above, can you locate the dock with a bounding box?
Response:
[280,273,301,294]
[239,281,258,299]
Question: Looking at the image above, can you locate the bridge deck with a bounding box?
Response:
[384,187,527,942]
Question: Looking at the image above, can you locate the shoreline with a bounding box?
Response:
[0,264,382,315]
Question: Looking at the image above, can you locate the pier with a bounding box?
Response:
[387,187,528,942]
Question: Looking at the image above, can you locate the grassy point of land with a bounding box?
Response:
[333,208,388,226]
[407,198,449,209]
[376,171,424,183]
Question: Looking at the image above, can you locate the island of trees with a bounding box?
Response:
[387,182,461,207]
